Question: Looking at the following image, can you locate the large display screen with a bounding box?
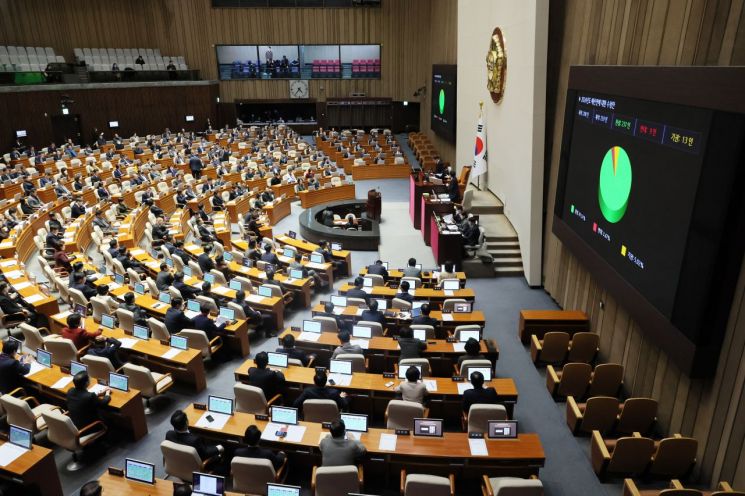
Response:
[431,64,457,143]
[559,92,710,318]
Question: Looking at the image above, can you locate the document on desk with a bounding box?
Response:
[423,380,438,392]
[350,339,369,349]
[24,293,45,304]
[52,377,74,389]
[195,411,230,430]
[0,260,17,267]
[161,348,181,360]
[378,433,397,451]
[442,313,454,321]
[451,342,466,352]
[4,270,22,279]
[12,281,31,290]
[88,383,107,394]
[25,361,46,377]
[362,287,373,294]
[212,286,230,295]
[247,294,265,304]
[443,290,455,297]
[118,338,139,349]
[261,423,306,443]
[457,383,474,395]
[356,308,364,316]
[129,248,144,256]
[333,307,344,315]
[54,310,72,320]
[298,332,321,342]
[328,373,352,387]
[0,443,27,467]
[468,438,489,456]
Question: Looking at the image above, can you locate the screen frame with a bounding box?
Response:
[487,420,518,439]
[270,406,298,425]
[125,458,155,485]
[413,417,444,437]
[552,65,745,376]
[430,64,457,143]
[207,395,234,416]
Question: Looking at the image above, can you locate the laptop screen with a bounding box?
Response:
[331,295,347,307]
[442,279,459,290]
[133,325,149,340]
[208,395,233,415]
[187,299,200,312]
[282,248,294,258]
[70,361,87,376]
[376,298,388,310]
[170,335,188,350]
[258,285,272,297]
[125,458,155,484]
[223,252,233,262]
[184,266,193,277]
[114,273,125,285]
[101,314,115,329]
[165,257,174,268]
[362,277,373,288]
[331,242,342,251]
[158,292,171,304]
[267,483,300,496]
[193,472,225,496]
[309,253,324,264]
[219,307,235,320]
[468,367,492,381]
[134,283,145,295]
[454,302,472,313]
[287,231,296,239]
[399,364,422,379]
[414,418,443,437]
[302,320,321,333]
[270,406,298,425]
[203,273,215,284]
[8,425,32,449]
[352,325,371,339]
[459,329,481,342]
[411,307,422,318]
[36,349,51,368]
[289,269,304,280]
[329,359,352,375]
[75,304,87,316]
[109,372,129,392]
[488,420,518,439]
[340,413,368,433]
[228,280,242,291]
[267,352,288,368]
[412,328,427,341]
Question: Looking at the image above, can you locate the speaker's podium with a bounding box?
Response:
[367,189,381,220]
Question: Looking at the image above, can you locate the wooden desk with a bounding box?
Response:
[0,261,60,316]
[359,267,467,288]
[98,472,241,496]
[430,213,463,267]
[0,440,62,496]
[0,180,22,200]
[275,233,352,276]
[0,199,69,261]
[117,206,149,249]
[409,174,446,230]
[421,197,454,247]
[226,193,250,220]
[50,312,208,391]
[352,163,411,180]
[271,182,297,200]
[264,196,292,225]
[229,261,313,308]
[235,360,517,421]
[233,238,335,288]
[298,183,356,209]
[184,405,544,487]
[24,362,148,440]
[155,191,177,215]
[518,309,590,343]
[338,284,475,306]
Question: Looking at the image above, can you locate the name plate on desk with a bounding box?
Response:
[321,422,332,429]
[291,326,301,332]
[468,432,484,439]
[451,376,465,382]
[383,372,395,379]
[395,429,410,436]
[255,414,269,421]
[107,466,125,477]
[446,337,458,343]
[194,403,206,410]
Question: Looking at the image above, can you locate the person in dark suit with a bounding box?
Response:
[412,303,438,328]
[292,372,347,412]
[71,199,87,219]
[260,245,280,266]
[275,334,310,366]
[247,352,285,400]
[345,277,370,305]
[156,263,174,291]
[66,371,111,429]
[164,297,193,334]
[173,272,200,300]
[457,337,486,368]
[319,301,348,332]
[72,273,97,300]
[462,371,499,413]
[359,298,386,328]
[396,326,427,360]
[462,217,481,247]
[197,246,215,274]
[166,410,223,461]
[191,304,226,340]
[0,339,31,394]
[366,260,389,280]
[447,175,460,203]
[394,280,414,304]
[87,335,123,369]
[235,290,275,338]
[231,425,286,470]
[189,155,203,179]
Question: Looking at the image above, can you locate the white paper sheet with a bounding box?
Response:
[0,443,27,467]
[212,286,230,295]
[118,338,139,349]
[161,348,181,360]
[451,342,466,352]
[355,308,364,316]
[12,281,31,290]
[457,383,474,395]
[333,307,344,315]
[51,377,74,389]
[129,248,144,255]
[24,294,45,304]
[4,270,23,279]
[328,374,352,387]
[0,260,17,267]
[444,290,455,297]
[378,433,397,451]
[54,310,72,320]
[88,383,108,394]
[349,339,369,350]
[24,361,46,377]
[442,313,454,321]
[195,411,230,430]
[247,294,266,304]
[423,379,438,392]
[468,438,489,456]
[260,422,307,442]
[362,287,372,294]
[298,332,321,342]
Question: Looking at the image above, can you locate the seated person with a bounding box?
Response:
[0,338,31,394]
[235,290,275,338]
[462,370,499,413]
[66,371,111,430]
[366,260,389,280]
[395,365,428,405]
[458,337,486,368]
[247,352,285,400]
[87,335,123,370]
[94,284,119,313]
[275,333,310,366]
[164,297,193,334]
[231,425,286,470]
[402,257,422,278]
[191,304,227,340]
[166,409,224,461]
[119,292,148,325]
[197,245,216,274]
[156,263,174,291]
[319,419,367,467]
[54,246,74,273]
[292,372,347,412]
[79,481,103,496]
[412,303,438,327]
[61,312,102,349]
[345,277,370,305]
[260,244,280,266]
[359,298,386,328]
[331,330,363,359]
[394,280,414,304]
[437,260,457,284]
[319,301,348,332]
[173,271,200,299]
[396,326,426,359]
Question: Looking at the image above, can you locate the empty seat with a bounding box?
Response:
[587,363,624,398]
[546,362,592,399]
[161,440,215,481]
[386,400,425,430]
[401,470,455,496]
[122,363,174,414]
[0,394,61,435]
[234,383,280,414]
[312,465,363,496]
[566,332,599,363]
[591,431,655,479]
[42,409,107,471]
[530,332,570,365]
[232,456,287,494]
[566,395,619,435]
[616,398,658,436]
[302,399,339,423]
[481,476,544,496]
[648,435,698,479]
[463,403,508,433]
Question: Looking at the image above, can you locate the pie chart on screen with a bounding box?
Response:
[598,145,632,223]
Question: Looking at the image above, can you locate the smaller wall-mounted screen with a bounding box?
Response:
[431,64,457,143]
[108,121,119,128]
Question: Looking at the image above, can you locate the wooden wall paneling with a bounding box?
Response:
[543,0,745,484]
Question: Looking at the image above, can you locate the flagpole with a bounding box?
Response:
[477,101,483,191]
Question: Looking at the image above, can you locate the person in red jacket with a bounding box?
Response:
[61,312,102,349]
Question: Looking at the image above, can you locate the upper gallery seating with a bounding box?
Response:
[73,47,188,72]
[0,46,65,72]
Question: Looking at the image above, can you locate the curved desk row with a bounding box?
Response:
[298,183,356,209]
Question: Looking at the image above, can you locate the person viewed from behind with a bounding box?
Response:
[319,419,366,466]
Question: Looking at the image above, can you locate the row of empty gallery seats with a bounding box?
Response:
[73,47,188,71]
[0,46,65,72]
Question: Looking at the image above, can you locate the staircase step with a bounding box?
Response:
[494,265,524,276]
[489,249,522,258]
[492,257,523,267]
[470,205,504,215]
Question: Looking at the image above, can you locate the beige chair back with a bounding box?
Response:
[81,355,115,381]
[19,323,44,351]
[336,353,366,373]
[588,363,624,398]
[607,436,655,474]
[467,404,508,433]
[122,363,156,397]
[365,274,385,286]
[617,397,658,435]
[556,362,592,398]
[386,400,424,430]
[404,473,452,496]
[209,269,227,285]
[234,383,269,414]
[488,477,544,495]
[303,399,339,423]
[401,277,421,288]
[90,297,111,323]
[178,329,212,358]
[169,286,183,300]
[68,287,89,308]
[454,325,482,341]
[228,301,247,320]
[442,298,467,313]
[188,260,203,278]
[196,295,218,313]
[356,320,383,337]
[115,308,135,332]
[410,325,435,339]
[315,465,360,496]
[145,277,159,297]
[649,436,698,478]
[347,297,368,308]
[233,276,254,292]
[460,359,493,379]
[392,298,412,310]
[1,394,37,431]
[232,457,276,494]
[161,440,202,481]
[42,410,82,452]
[314,316,338,333]
[399,358,431,377]
[44,338,77,367]
[567,332,599,363]
[539,332,571,364]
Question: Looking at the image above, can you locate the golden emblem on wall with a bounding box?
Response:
[486,27,506,103]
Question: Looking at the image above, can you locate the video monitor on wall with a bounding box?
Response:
[552,66,745,376]
[431,64,457,143]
